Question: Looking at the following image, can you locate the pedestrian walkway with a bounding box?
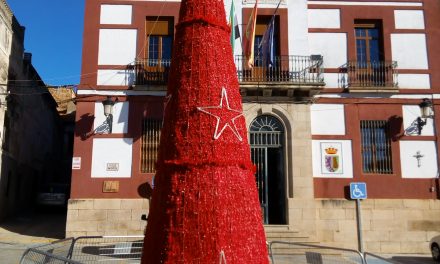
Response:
[0,211,66,264]
[0,212,435,264]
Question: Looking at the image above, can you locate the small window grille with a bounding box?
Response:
[141,119,162,173]
[360,120,393,174]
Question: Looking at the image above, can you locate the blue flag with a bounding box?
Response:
[261,17,275,67]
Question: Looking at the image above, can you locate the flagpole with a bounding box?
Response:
[257,0,282,52]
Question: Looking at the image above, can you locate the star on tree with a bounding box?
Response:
[197,87,244,141]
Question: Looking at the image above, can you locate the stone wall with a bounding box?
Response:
[66,199,149,237]
[290,198,440,254]
[66,194,440,254]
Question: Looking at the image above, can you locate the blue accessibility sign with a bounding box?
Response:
[350,182,367,199]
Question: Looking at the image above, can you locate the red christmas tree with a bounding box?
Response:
[141,0,268,262]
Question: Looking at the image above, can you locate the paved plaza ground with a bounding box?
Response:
[0,210,65,263]
[0,211,436,264]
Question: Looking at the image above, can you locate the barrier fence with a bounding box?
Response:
[20,236,399,264]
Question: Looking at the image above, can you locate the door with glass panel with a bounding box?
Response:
[145,17,173,84]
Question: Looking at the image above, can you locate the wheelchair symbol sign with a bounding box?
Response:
[350,182,367,199]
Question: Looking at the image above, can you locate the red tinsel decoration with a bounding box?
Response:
[141,0,268,263]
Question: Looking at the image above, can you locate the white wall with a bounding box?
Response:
[91,138,133,178]
[94,101,130,134]
[394,10,425,29]
[308,9,340,29]
[402,105,434,136]
[391,34,428,69]
[288,0,310,55]
[400,140,438,178]
[311,104,345,135]
[97,69,134,86]
[398,74,430,89]
[312,140,353,178]
[309,33,347,68]
[323,73,346,88]
[98,29,137,65]
[100,5,133,25]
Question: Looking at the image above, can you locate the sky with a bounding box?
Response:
[6,0,85,86]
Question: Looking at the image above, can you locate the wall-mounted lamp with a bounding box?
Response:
[102,96,115,117]
[82,96,116,139]
[417,98,434,135]
[102,96,115,133]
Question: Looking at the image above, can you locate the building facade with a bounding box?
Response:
[0,0,14,182]
[69,0,440,253]
[0,0,67,221]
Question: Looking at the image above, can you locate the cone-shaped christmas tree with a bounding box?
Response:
[141,0,268,262]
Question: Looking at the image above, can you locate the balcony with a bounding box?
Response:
[235,55,324,84]
[132,55,325,98]
[235,55,325,99]
[133,59,171,89]
[340,61,398,93]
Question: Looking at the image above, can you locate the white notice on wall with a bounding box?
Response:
[106,163,119,172]
[72,157,81,170]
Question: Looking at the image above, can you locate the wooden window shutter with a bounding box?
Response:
[146,20,169,36]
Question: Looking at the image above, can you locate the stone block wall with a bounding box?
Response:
[290,198,440,254]
[66,198,149,237]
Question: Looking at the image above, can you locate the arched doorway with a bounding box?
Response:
[250,115,286,224]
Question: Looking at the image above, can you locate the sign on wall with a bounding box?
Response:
[312,140,353,178]
[72,157,81,170]
[103,181,120,193]
[320,142,343,174]
[106,163,119,172]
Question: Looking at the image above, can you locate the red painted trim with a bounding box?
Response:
[399,136,436,141]
[314,178,437,199]
[312,135,350,140]
[97,65,132,70]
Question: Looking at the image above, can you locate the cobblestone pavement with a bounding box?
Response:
[0,211,66,264]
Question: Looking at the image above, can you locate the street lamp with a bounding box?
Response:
[102,96,115,133]
[417,98,434,135]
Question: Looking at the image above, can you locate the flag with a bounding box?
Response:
[229,0,240,51]
[243,0,258,68]
[261,17,275,67]
[260,0,280,67]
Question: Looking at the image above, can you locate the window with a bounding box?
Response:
[141,118,162,173]
[354,20,383,65]
[360,120,393,174]
[145,18,173,66]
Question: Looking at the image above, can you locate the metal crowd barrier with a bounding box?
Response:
[269,241,365,264]
[20,236,399,264]
[20,248,81,264]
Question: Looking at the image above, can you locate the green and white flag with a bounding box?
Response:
[229,0,240,51]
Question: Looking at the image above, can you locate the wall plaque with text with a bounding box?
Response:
[106,163,119,171]
[103,181,120,193]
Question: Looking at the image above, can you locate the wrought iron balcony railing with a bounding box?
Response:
[134,59,171,86]
[235,55,324,85]
[341,61,398,90]
[133,55,325,87]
